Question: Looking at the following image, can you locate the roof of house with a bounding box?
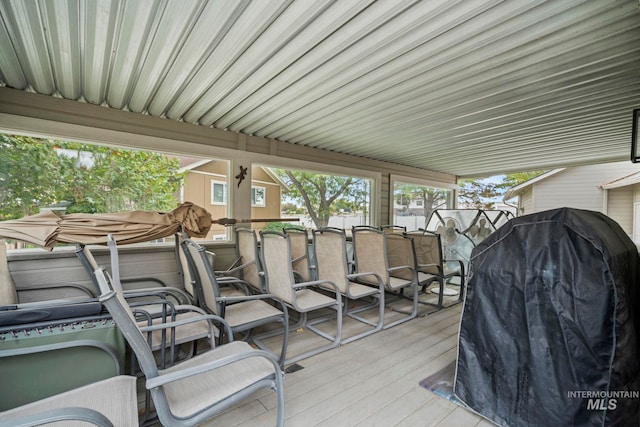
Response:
[503,169,565,200]
[178,157,290,191]
[598,171,640,190]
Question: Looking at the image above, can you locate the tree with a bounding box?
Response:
[0,135,184,220]
[458,178,500,209]
[497,170,547,191]
[0,134,65,220]
[276,170,366,228]
[394,183,448,222]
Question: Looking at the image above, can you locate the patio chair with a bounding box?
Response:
[76,241,193,305]
[283,227,314,282]
[381,225,407,234]
[260,231,342,365]
[180,237,289,368]
[94,267,285,427]
[174,232,249,299]
[312,227,384,343]
[410,229,465,308]
[351,227,418,328]
[82,235,217,369]
[215,228,265,293]
[0,375,138,427]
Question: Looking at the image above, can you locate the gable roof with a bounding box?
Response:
[178,157,290,191]
[598,171,640,190]
[503,169,565,200]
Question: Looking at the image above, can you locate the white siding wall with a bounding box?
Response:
[520,189,533,215]
[533,162,640,213]
[607,186,634,235]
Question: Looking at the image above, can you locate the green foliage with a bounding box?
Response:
[280,202,304,215]
[497,170,547,190]
[394,183,448,220]
[262,222,300,232]
[457,178,499,209]
[276,169,368,228]
[0,134,184,219]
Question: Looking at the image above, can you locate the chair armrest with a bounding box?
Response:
[17,283,96,298]
[291,279,334,291]
[214,257,243,276]
[216,294,288,316]
[134,302,210,324]
[120,277,167,287]
[292,280,342,299]
[387,265,415,274]
[347,271,384,286]
[214,262,247,277]
[145,349,280,389]
[138,313,232,340]
[0,407,114,427]
[123,287,192,305]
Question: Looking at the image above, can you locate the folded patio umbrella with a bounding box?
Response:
[0,202,212,249]
[0,210,61,248]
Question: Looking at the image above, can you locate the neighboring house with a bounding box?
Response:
[178,158,288,240]
[393,196,428,216]
[504,161,640,242]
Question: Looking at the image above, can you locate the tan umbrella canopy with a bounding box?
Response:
[0,202,212,249]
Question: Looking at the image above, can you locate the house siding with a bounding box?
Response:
[532,163,640,213]
[521,189,533,215]
[607,186,633,235]
[511,161,640,238]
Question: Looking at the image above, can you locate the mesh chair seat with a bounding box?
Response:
[161,341,275,418]
[293,288,339,311]
[320,281,379,299]
[387,276,414,291]
[139,309,216,350]
[224,299,286,329]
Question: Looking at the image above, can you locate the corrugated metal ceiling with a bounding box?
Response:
[0,0,639,177]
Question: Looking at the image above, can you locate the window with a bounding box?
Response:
[261,165,372,232]
[393,180,454,229]
[251,186,265,207]
[1,132,233,246]
[211,181,227,205]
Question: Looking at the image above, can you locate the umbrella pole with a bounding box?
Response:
[214,218,300,226]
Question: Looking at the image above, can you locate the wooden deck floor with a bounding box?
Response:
[193,302,494,427]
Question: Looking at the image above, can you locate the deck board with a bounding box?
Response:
[192,303,487,426]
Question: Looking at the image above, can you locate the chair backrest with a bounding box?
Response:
[408,230,443,275]
[95,267,189,422]
[351,227,388,284]
[381,225,406,234]
[259,231,295,305]
[175,232,196,300]
[385,233,416,281]
[95,268,159,381]
[180,239,222,316]
[0,242,18,306]
[235,228,263,292]
[283,227,311,282]
[75,243,101,292]
[312,228,350,292]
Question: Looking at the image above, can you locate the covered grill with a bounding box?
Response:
[455,208,640,426]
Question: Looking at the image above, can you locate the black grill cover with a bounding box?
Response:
[454,208,640,426]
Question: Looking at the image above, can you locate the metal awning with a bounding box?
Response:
[0,0,639,177]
